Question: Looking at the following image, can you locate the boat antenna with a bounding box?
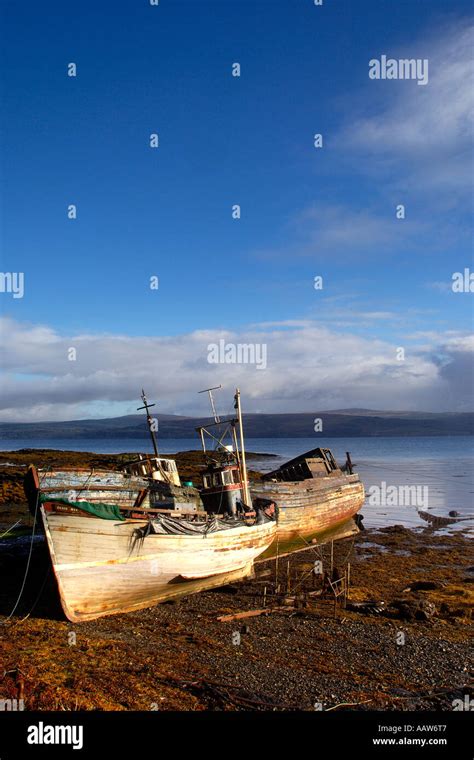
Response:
[198,384,222,423]
[137,389,159,458]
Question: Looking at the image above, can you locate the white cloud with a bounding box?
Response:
[339,20,474,194]
[0,317,472,421]
[255,202,426,262]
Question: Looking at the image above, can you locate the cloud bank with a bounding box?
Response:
[0,317,472,421]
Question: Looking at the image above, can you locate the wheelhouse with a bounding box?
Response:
[200,463,243,516]
[262,447,341,482]
[122,455,181,486]
[202,465,241,490]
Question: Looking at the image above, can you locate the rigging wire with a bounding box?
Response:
[1,489,40,625]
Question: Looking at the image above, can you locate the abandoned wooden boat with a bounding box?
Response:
[22,389,276,622]
[251,447,365,542]
[23,464,276,622]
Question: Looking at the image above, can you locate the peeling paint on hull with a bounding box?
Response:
[251,474,365,541]
[40,507,276,622]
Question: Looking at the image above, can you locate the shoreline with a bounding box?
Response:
[0,449,472,712]
[0,525,472,711]
[2,446,473,532]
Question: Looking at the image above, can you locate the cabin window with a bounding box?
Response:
[212,474,221,487]
[232,469,241,484]
[203,476,210,488]
[222,470,233,485]
[323,449,337,470]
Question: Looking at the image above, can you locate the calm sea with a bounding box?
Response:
[1,435,473,532]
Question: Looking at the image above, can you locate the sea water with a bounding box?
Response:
[1,435,473,531]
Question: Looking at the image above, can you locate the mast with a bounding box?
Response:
[234,388,251,506]
[137,389,159,458]
[198,385,222,424]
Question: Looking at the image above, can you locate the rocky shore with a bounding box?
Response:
[0,450,472,712]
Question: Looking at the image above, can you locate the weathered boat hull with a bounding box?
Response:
[25,466,202,513]
[40,506,276,622]
[27,469,149,509]
[251,474,365,541]
[257,516,361,561]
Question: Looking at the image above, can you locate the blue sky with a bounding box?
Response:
[0,0,473,420]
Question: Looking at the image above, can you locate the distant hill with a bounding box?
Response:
[0,410,472,439]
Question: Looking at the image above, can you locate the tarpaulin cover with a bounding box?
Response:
[40,494,125,521]
[147,514,244,535]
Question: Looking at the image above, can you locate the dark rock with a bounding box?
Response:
[415,601,436,621]
[390,601,416,621]
[448,607,470,619]
[403,580,443,592]
[387,599,437,621]
[379,525,407,534]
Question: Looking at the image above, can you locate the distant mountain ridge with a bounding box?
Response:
[0,410,472,439]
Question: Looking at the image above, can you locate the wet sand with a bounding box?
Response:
[0,450,472,711]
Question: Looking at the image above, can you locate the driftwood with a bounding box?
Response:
[217,606,294,622]
[217,587,327,621]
